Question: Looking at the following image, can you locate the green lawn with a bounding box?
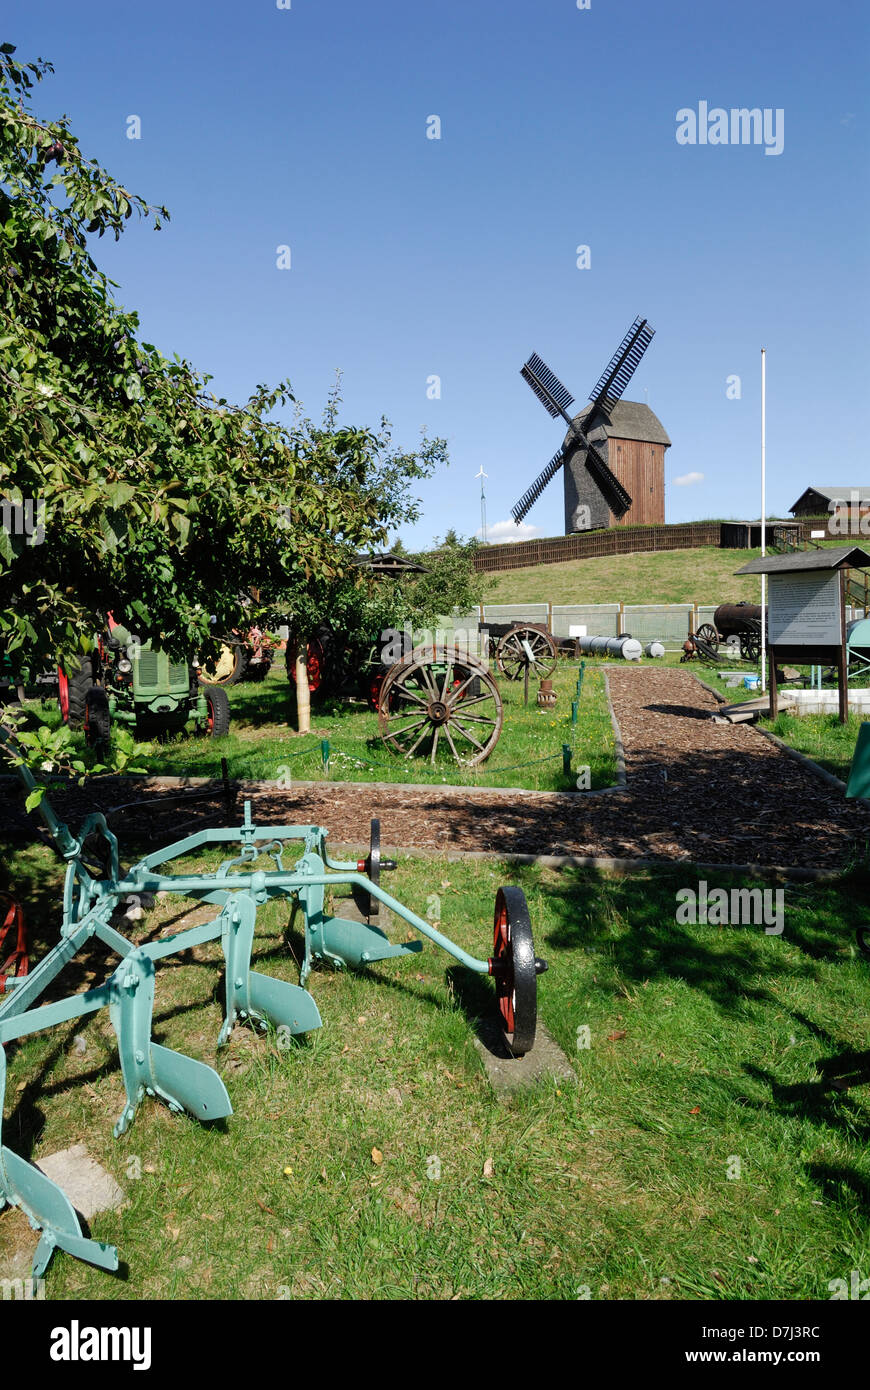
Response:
[484,538,858,607]
[1,838,869,1300]
[29,660,617,793]
[759,712,864,784]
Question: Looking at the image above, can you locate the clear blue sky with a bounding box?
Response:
[5,0,869,546]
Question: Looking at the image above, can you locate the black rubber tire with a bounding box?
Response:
[204,685,231,738]
[492,885,538,1057]
[84,687,111,748]
[64,655,97,729]
[243,651,272,682]
[856,927,870,959]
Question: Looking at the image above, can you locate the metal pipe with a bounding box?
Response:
[117,869,492,974]
[575,635,642,661]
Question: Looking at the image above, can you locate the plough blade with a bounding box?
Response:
[35,1227,119,1278]
[246,972,323,1037]
[1,1148,119,1278]
[1,1045,118,1278]
[109,947,232,1135]
[319,915,423,971]
[148,1044,233,1126]
[219,892,321,1044]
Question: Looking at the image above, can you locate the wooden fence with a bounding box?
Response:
[473,518,832,574]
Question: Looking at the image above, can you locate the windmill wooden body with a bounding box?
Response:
[513,317,670,535]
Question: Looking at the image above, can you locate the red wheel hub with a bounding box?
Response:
[491,902,514,1035]
[290,637,325,694]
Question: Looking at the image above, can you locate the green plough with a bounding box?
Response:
[0,743,547,1283]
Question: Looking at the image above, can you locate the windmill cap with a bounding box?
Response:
[569,400,671,447]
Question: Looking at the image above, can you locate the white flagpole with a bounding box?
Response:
[760,349,767,693]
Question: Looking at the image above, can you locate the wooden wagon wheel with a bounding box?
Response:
[740,631,761,664]
[378,645,503,767]
[695,623,719,654]
[495,625,557,681]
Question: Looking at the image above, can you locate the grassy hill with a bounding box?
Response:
[482,534,856,607]
[483,546,766,605]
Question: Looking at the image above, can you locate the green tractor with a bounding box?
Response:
[59,618,231,746]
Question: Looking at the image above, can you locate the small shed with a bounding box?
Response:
[735,545,870,721]
[353,553,429,577]
[720,519,804,549]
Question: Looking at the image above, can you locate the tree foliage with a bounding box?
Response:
[0,45,446,679]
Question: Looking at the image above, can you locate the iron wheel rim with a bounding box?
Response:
[491,885,537,1056]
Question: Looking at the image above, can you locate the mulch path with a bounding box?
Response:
[4,669,867,870]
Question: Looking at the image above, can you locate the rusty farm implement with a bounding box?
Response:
[0,735,547,1283]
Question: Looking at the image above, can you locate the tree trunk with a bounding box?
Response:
[294,636,311,735]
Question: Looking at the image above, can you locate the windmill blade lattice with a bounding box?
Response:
[520,353,574,418]
[587,316,655,419]
[511,447,566,524]
[511,315,655,527]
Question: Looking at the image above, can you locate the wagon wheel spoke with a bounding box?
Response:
[453,692,499,710]
[438,658,455,703]
[387,714,429,739]
[383,713,431,754]
[448,671,477,702]
[391,680,428,707]
[412,661,438,699]
[429,725,441,765]
[400,722,434,759]
[449,718,487,752]
[443,724,462,763]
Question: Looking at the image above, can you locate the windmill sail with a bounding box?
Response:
[587,316,655,420]
[520,353,574,419]
[511,447,566,524]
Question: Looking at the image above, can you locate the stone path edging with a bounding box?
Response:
[325,843,846,883]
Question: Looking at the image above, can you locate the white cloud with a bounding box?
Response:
[478,519,544,544]
[672,471,705,487]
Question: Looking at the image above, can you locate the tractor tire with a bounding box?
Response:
[286,633,328,697]
[243,652,273,682]
[62,655,97,729]
[204,685,231,738]
[84,687,111,748]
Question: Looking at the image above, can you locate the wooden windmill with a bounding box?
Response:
[512,317,669,535]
